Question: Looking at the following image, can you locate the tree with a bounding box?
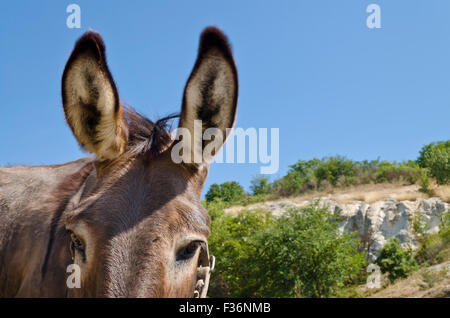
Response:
[205,183,222,202]
[272,158,320,195]
[208,204,366,298]
[250,175,271,196]
[256,206,366,297]
[417,140,450,168]
[220,181,244,203]
[207,208,274,297]
[205,181,244,203]
[424,147,450,185]
[314,156,357,187]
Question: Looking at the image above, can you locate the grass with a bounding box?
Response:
[366,262,450,297]
[430,185,450,203]
[224,183,447,216]
[420,268,448,290]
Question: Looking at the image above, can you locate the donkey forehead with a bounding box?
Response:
[67,157,210,237]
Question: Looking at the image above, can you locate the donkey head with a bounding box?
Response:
[59,27,237,297]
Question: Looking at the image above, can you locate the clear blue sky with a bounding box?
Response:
[1,1,449,195]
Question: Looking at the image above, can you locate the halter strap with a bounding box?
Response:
[193,243,215,298]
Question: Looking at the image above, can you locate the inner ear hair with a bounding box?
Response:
[62,31,128,161]
[179,27,238,164]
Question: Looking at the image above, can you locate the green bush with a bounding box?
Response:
[416,231,450,265]
[376,238,418,281]
[373,161,421,184]
[205,183,222,203]
[417,140,450,185]
[424,148,450,185]
[412,211,429,237]
[313,156,357,187]
[207,203,366,298]
[204,197,229,221]
[205,181,245,203]
[441,212,450,231]
[415,213,450,265]
[417,140,450,168]
[419,169,430,193]
[254,206,366,298]
[272,159,320,195]
[207,206,274,297]
[206,142,449,202]
[271,157,423,197]
[221,181,245,202]
[353,159,380,184]
[250,175,271,196]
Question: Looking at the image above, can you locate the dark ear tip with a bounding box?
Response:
[199,26,233,56]
[72,30,106,59]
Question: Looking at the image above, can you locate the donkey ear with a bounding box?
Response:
[62,31,128,161]
[178,27,238,164]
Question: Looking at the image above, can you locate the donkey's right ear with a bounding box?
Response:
[62,31,128,161]
[178,27,238,167]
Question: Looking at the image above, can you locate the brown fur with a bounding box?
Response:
[0,26,237,298]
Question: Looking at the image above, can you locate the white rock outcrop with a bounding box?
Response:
[328,198,448,261]
[227,197,449,262]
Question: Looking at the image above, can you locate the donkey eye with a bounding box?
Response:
[177,241,201,261]
[71,232,84,249]
[69,231,86,261]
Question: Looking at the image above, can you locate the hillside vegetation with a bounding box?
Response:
[204,140,450,297]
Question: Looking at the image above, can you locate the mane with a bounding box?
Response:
[123,107,179,159]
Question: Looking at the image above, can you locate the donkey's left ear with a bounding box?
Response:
[62,31,128,161]
[178,27,238,165]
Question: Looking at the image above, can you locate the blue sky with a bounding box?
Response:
[1,1,449,195]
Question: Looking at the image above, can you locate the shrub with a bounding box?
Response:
[250,175,271,196]
[272,157,359,195]
[255,206,366,298]
[417,140,450,168]
[354,159,381,184]
[271,157,423,197]
[412,211,429,237]
[376,238,418,281]
[417,140,450,185]
[205,181,245,203]
[424,148,450,185]
[440,212,450,231]
[415,232,450,265]
[221,181,245,202]
[207,204,366,298]
[204,197,229,221]
[373,161,421,184]
[205,183,222,203]
[313,156,357,187]
[415,213,450,265]
[207,207,274,297]
[272,159,320,195]
[419,169,430,193]
[272,171,309,196]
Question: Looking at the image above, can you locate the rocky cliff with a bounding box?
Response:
[225,197,449,261]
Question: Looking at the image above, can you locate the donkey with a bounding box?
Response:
[0,26,238,297]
